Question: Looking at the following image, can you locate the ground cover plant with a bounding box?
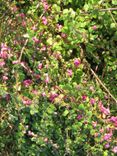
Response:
[0,0,117,155]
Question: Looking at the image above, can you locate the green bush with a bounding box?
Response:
[0,0,117,155]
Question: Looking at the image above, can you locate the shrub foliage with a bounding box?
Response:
[0,0,117,155]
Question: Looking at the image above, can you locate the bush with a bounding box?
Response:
[0,0,117,155]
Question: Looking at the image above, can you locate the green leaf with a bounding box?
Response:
[78,104,85,110]
[112,0,117,5]
[63,110,69,116]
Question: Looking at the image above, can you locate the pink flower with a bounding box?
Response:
[112,146,117,153]
[0,43,10,59]
[42,92,46,97]
[32,90,38,95]
[67,69,73,77]
[49,92,58,102]
[12,6,18,12]
[90,98,95,105]
[110,116,117,122]
[105,143,110,149]
[23,79,32,87]
[32,37,40,43]
[42,16,48,25]
[38,63,43,70]
[92,121,97,128]
[12,60,19,64]
[110,116,117,127]
[82,95,87,101]
[43,1,49,11]
[103,132,112,141]
[2,75,8,81]
[61,33,67,38]
[28,130,35,137]
[44,137,48,143]
[19,13,25,18]
[41,46,46,51]
[31,25,37,31]
[98,101,110,115]
[22,98,32,105]
[56,24,62,31]
[77,114,82,120]
[34,74,40,79]
[22,20,26,27]
[0,61,5,67]
[74,58,81,67]
[45,74,50,84]
[100,128,104,133]
[92,25,97,30]
[89,86,95,92]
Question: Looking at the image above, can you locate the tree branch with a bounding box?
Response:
[90,68,117,104]
[18,39,28,62]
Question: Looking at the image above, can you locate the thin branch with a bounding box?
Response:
[90,68,117,104]
[80,45,117,104]
[80,8,117,15]
[100,8,117,12]
[18,39,28,62]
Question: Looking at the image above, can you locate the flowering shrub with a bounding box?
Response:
[0,0,117,155]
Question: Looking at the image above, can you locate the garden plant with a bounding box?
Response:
[0,0,117,155]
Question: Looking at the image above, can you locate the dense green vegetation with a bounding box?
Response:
[0,0,117,155]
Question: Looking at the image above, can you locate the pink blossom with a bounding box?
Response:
[90,98,95,105]
[110,116,117,122]
[49,92,58,102]
[44,137,48,143]
[77,114,82,120]
[43,2,49,11]
[32,90,38,95]
[74,58,81,67]
[19,13,25,18]
[92,25,97,30]
[32,37,40,43]
[0,61,5,67]
[98,101,110,115]
[22,98,32,105]
[42,16,48,25]
[34,74,40,79]
[12,60,19,64]
[22,20,26,27]
[41,46,46,51]
[112,146,117,153]
[12,6,18,12]
[67,69,73,77]
[38,63,43,70]
[42,92,46,97]
[53,52,62,60]
[89,86,95,92]
[100,128,104,133]
[103,132,112,141]
[61,33,67,38]
[28,130,35,137]
[45,74,50,84]
[82,95,87,101]
[92,121,97,128]
[31,25,37,31]
[56,24,62,31]
[23,79,32,87]
[110,116,117,127]
[0,43,10,59]
[2,75,8,81]
[105,143,110,149]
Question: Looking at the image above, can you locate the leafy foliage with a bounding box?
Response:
[0,0,117,155]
